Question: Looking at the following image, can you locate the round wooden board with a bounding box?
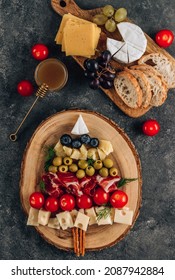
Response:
[20,109,142,252]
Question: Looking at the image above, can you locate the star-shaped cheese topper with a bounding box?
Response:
[71,114,89,135]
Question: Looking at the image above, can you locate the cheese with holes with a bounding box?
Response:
[56,211,74,230]
[48,218,60,229]
[114,208,133,225]
[71,115,89,135]
[55,14,101,57]
[74,211,90,231]
[27,207,39,226]
[38,209,51,226]
[107,22,147,64]
[84,207,97,225]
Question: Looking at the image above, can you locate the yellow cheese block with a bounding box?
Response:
[55,13,94,44]
[63,22,96,57]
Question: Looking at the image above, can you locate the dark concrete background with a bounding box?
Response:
[0,0,175,260]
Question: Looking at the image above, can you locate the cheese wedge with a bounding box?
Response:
[98,140,113,155]
[56,211,74,230]
[54,140,66,157]
[38,209,51,226]
[48,218,60,229]
[74,211,90,231]
[84,207,97,225]
[27,207,39,226]
[71,115,89,135]
[114,208,133,225]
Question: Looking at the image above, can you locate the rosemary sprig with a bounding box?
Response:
[96,207,111,222]
[118,178,138,188]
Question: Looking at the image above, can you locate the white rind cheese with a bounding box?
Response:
[27,207,39,226]
[114,208,133,225]
[74,211,90,231]
[48,218,60,229]
[38,209,51,226]
[107,22,147,64]
[56,211,74,230]
[71,115,89,135]
[85,207,97,225]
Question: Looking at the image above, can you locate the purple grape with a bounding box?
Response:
[101,71,116,81]
[84,70,97,79]
[89,79,100,90]
[100,79,113,89]
[101,50,112,63]
[86,59,99,72]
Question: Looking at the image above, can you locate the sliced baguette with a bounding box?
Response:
[124,68,152,108]
[114,71,142,108]
[130,65,168,106]
[138,52,175,88]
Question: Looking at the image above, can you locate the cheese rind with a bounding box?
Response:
[74,211,90,231]
[27,207,39,226]
[56,211,74,230]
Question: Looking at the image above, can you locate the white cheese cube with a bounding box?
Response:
[114,208,133,225]
[56,211,74,230]
[84,207,97,225]
[71,115,89,135]
[95,207,113,225]
[47,218,60,229]
[70,209,78,222]
[27,207,39,226]
[74,211,90,231]
[38,209,51,226]
[79,208,84,214]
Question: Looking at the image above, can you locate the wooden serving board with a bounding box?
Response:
[51,0,175,118]
[20,109,142,252]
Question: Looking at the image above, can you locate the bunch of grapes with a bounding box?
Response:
[93,5,127,32]
[83,50,116,90]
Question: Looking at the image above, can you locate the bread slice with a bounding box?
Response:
[114,71,142,108]
[124,68,152,108]
[138,52,175,88]
[130,65,168,106]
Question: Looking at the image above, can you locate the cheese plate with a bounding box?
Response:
[51,0,175,117]
[20,109,142,252]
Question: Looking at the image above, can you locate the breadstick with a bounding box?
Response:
[72,228,77,254]
[81,230,86,256]
[76,227,80,256]
[79,229,83,255]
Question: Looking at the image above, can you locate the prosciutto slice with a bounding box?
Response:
[96,174,121,192]
[57,172,82,196]
[80,175,97,196]
[42,172,64,198]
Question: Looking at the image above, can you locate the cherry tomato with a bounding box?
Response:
[155,29,174,48]
[142,119,160,136]
[29,192,45,209]
[93,188,110,206]
[59,194,75,211]
[44,197,59,212]
[17,80,34,96]
[31,44,49,60]
[110,190,128,208]
[76,194,93,209]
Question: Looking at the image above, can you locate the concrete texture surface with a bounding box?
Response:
[0,0,175,260]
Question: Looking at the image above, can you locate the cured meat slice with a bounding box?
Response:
[96,175,121,192]
[80,175,97,196]
[57,172,82,196]
[42,172,64,198]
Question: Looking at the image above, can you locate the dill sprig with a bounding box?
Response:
[118,178,138,188]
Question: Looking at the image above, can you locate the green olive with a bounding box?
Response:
[99,167,109,177]
[58,165,68,173]
[48,165,57,173]
[69,163,78,173]
[52,156,62,166]
[76,169,86,179]
[85,166,95,176]
[93,160,103,170]
[103,158,114,168]
[109,167,118,177]
[63,157,73,166]
[78,160,88,169]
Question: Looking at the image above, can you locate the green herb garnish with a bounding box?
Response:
[44,146,55,171]
[39,180,45,191]
[96,207,111,222]
[118,178,137,188]
[87,158,95,166]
